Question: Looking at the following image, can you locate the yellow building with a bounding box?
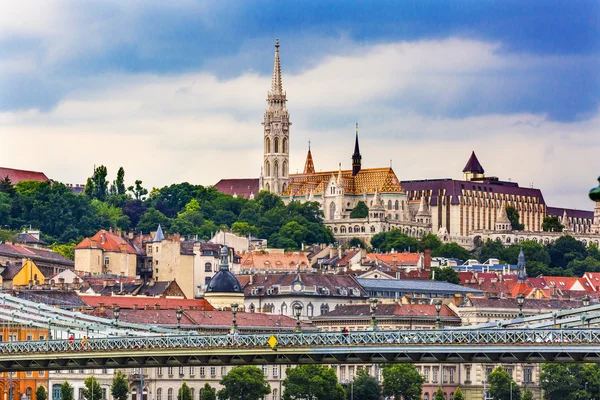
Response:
[74,229,139,276]
[0,259,45,289]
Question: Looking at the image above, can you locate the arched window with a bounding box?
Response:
[388,200,392,210]
[424,393,429,400]
[265,183,270,192]
[370,226,376,233]
[307,303,314,317]
[281,303,288,316]
[283,138,287,153]
[361,226,365,232]
[265,161,271,177]
[273,389,278,400]
[274,137,280,153]
[26,388,32,400]
[190,389,194,400]
[167,389,172,400]
[329,202,336,220]
[334,227,338,233]
[283,161,288,177]
[354,225,360,233]
[274,161,279,177]
[395,200,399,210]
[340,226,346,233]
[265,138,271,153]
[249,303,255,313]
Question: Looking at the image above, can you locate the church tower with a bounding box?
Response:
[352,122,362,176]
[261,39,291,195]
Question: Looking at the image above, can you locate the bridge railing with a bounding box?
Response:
[1,329,600,355]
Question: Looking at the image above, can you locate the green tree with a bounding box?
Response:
[50,243,76,260]
[110,370,129,400]
[548,235,587,269]
[231,221,259,237]
[370,229,419,253]
[454,387,464,400]
[349,237,367,249]
[200,383,217,400]
[419,233,442,253]
[60,382,73,400]
[90,165,109,201]
[82,376,102,400]
[0,176,15,195]
[543,216,564,232]
[137,208,172,233]
[115,167,126,195]
[434,386,445,400]
[283,365,345,400]
[36,386,47,400]
[433,242,471,261]
[178,382,192,400]
[477,238,506,263]
[346,368,380,400]
[488,366,520,400]
[218,366,271,400]
[540,363,580,400]
[381,364,424,400]
[506,206,524,230]
[521,388,533,400]
[128,180,148,200]
[430,266,460,284]
[349,201,369,218]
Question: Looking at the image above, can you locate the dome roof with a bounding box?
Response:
[206,245,242,293]
[206,270,242,293]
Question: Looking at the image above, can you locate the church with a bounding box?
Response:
[216,40,431,244]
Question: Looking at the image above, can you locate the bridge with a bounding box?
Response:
[2,293,600,372]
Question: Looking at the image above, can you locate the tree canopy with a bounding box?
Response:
[506,206,524,230]
[540,363,600,400]
[82,376,102,400]
[177,382,192,400]
[36,386,47,400]
[488,366,520,400]
[430,267,460,284]
[200,384,216,400]
[110,371,129,400]
[349,201,369,219]
[543,216,564,232]
[60,382,73,400]
[345,368,380,400]
[381,364,424,400]
[218,366,271,400]
[283,365,345,400]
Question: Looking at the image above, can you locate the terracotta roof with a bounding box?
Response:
[0,167,49,184]
[303,149,315,174]
[541,276,582,291]
[335,250,360,267]
[317,303,459,319]
[214,179,259,199]
[365,252,421,265]
[0,243,74,267]
[240,252,310,271]
[75,230,138,254]
[283,167,404,197]
[462,151,485,174]
[81,296,214,311]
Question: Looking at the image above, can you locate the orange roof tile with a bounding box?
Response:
[366,252,421,264]
[75,230,138,254]
[240,252,310,270]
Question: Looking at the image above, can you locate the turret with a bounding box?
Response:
[352,122,362,176]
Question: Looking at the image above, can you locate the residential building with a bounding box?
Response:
[356,278,483,304]
[75,229,139,277]
[191,242,241,298]
[0,243,73,277]
[0,259,45,289]
[0,167,49,185]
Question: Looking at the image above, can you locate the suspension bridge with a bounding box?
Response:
[1,293,600,372]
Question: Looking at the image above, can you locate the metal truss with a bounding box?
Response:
[0,329,599,372]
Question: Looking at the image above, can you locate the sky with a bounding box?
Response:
[0,0,599,210]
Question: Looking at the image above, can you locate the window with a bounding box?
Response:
[179,366,184,376]
[524,366,533,383]
[432,367,439,383]
[340,366,346,382]
[104,256,110,266]
[273,389,278,400]
[157,389,162,400]
[52,384,61,400]
[465,366,471,383]
[449,367,455,384]
[190,389,194,400]
[168,367,173,376]
[210,366,216,377]
[262,365,268,377]
[307,304,314,317]
[189,367,195,376]
[272,365,278,377]
[221,366,227,377]
[79,389,84,400]
[424,394,429,400]
[167,389,173,400]
[39,370,45,377]
[205,262,212,272]
[102,389,107,400]
[442,367,448,383]
[157,367,163,376]
[349,366,355,381]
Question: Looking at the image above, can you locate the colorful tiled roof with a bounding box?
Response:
[0,167,49,184]
[240,252,310,271]
[214,179,259,199]
[283,167,404,197]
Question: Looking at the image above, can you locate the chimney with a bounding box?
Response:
[145,304,152,310]
[73,277,80,286]
[58,277,65,289]
[329,246,335,259]
[154,304,160,310]
[249,275,253,285]
[424,249,432,270]
[132,304,138,311]
[120,243,128,252]
[90,239,97,248]
[338,246,342,260]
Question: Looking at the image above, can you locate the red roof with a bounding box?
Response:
[81,296,214,311]
[75,230,138,254]
[214,179,259,199]
[366,252,421,265]
[0,167,49,184]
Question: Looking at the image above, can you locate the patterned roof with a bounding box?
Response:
[303,149,315,174]
[283,167,404,197]
[214,178,259,199]
[241,252,310,271]
[0,167,49,184]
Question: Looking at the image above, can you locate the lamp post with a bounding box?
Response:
[517,294,525,318]
[583,295,591,307]
[113,306,120,328]
[581,314,587,328]
[369,298,378,331]
[176,306,183,331]
[434,300,442,329]
[294,305,303,333]
[552,312,557,329]
[230,303,239,334]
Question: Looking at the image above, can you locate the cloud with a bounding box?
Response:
[1,37,599,212]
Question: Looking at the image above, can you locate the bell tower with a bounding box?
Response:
[261,39,291,195]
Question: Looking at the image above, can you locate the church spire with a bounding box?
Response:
[271,39,283,95]
[517,246,527,282]
[303,141,315,174]
[352,122,362,176]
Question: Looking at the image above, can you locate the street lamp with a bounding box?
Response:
[113,306,120,328]
[230,303,239,334]
[176,306,183,330]
[434,300,442,329]
[517,294,525,318]
[294,305,303,333]
[552,312,557,329]
[583,295,591,307]
[369,298,378,331]
[581,314,587,328]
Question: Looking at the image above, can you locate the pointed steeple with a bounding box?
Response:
[352,122,362,176]
[153,224,165,242]
[496,202,510,224]
[271,39,283,95]
[417,196,429,216]
[462,151,485,181]
[303,142,315,174]
[337,163,343,184]
[517,246,527,282]
[562,209,571,231]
